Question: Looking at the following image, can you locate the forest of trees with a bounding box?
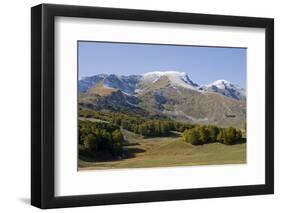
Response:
[182,125,243,145]
[80,108,194,137]
[79,109,245,159]
[113,118,194,137]
[79,120,124,157]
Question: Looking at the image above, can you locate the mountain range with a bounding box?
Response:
[79,71,246,128]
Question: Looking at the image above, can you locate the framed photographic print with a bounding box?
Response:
[31,3,274,209]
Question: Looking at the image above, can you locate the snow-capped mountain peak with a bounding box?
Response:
[141,71,198,89]
[209,79,234,89]
[200,79,246,100]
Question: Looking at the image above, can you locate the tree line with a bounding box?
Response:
[182,125,243,145]
[80,108,194,137]
[79,120,124,157]
[79,109,245,159]
[111,117,194,137]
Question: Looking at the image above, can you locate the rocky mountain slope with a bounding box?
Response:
[199,80,246,100]
[79,71,246,128]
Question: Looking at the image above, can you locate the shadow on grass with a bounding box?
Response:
[80,146,146,163]
[122,147,145,158]
[191,138,246,146]
[124,142,140,146]
[216,138,247,146]
[233,138,247,145]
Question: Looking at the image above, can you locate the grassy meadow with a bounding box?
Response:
[79,130,246,170]
[78,110,246,171]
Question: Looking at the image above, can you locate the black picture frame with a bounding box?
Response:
[31,3,274,209]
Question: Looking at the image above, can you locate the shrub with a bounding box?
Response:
[183,128,202,145]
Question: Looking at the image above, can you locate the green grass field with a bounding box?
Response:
[79,130,246,170]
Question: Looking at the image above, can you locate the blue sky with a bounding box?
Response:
[78,41,246,88]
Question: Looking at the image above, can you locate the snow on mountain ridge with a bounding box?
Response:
[141,71,198,89]
[209,79,230,88]
[79,71,246,100]
[207,79,236,88]
[200,79,246,100]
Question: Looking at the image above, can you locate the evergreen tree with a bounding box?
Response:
[84,134,97,151]
[208,125,219,142]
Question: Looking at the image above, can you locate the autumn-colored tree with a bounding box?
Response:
[183,128,201,145]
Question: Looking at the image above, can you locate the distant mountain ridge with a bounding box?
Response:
[79,71,246,100]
